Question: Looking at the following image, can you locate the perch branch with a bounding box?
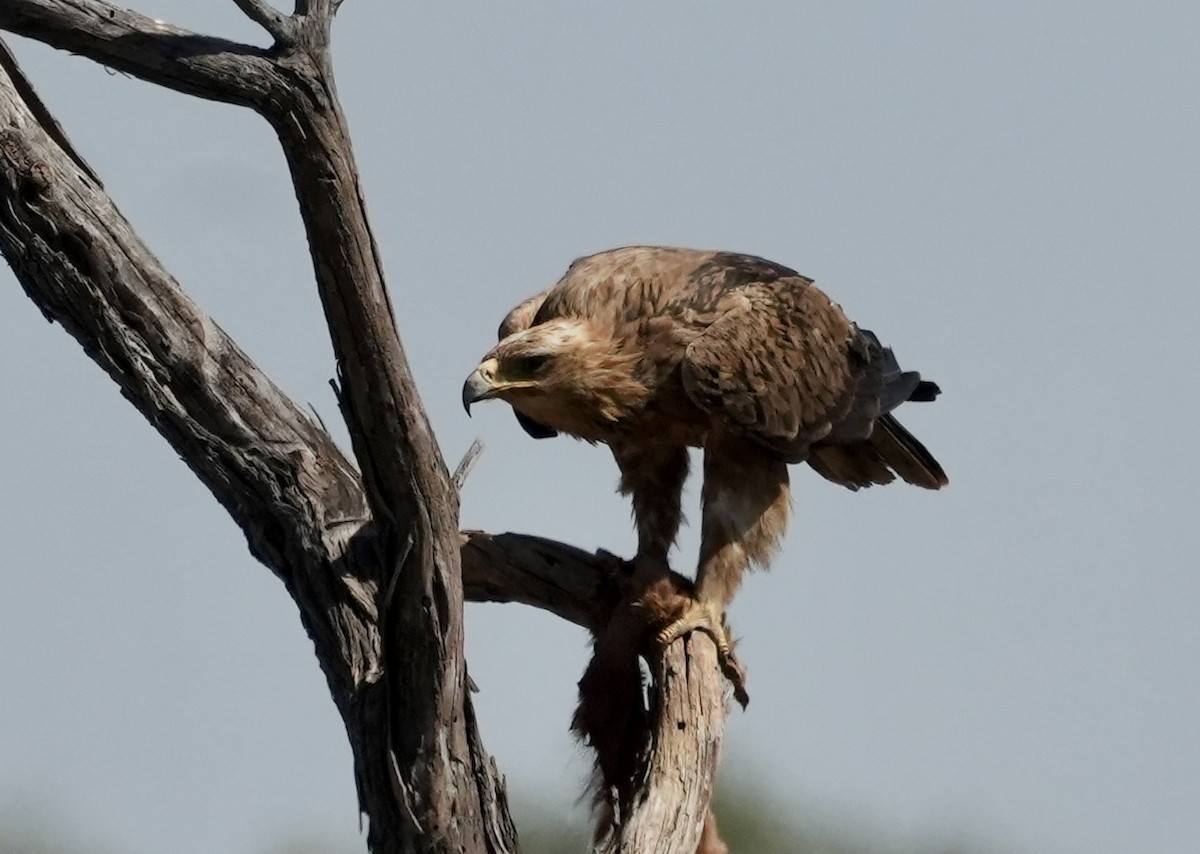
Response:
[461,531,625,629]
[607,638,728,854]
[461,530,731,853]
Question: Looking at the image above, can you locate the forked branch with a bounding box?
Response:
[0,6,732,851]
[0,37,502,854]
[0,1,277,107]
[232,0,296,46]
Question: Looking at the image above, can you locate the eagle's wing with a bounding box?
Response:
[678,271,946,487]
[678,279,859,462]
[802,327,946,489]
[499,289,551,339]
[497,290,559,439]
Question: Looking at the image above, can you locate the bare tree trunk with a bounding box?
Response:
[0,4,733,852]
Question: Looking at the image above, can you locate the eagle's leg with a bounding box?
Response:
[613,441,690,587]
[657,436,791,704]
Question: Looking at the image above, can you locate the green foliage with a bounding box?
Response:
[2,782,999,854]
[513,778,999,854]
[258,836,364,854]
[0,800,115,854]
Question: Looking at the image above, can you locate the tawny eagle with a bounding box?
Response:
[463,246,946,674]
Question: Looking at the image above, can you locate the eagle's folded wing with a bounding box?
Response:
[678,280,859,462]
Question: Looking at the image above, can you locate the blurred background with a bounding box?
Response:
[2,2,1198,852]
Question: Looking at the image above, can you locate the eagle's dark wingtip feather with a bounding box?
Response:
[910,380,941,402]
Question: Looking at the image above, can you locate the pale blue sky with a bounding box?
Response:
[2,3,1198,852]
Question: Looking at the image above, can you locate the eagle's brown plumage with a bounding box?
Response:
[466,245,944,584]
[463,246,946,844]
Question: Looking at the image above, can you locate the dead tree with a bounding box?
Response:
[0,3,731,853]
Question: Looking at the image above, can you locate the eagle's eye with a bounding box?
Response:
[510,353,550,376]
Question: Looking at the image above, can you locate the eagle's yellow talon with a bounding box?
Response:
[655,600,748,707]
[655,600,725,649]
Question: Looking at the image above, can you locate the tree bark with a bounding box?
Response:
[0,4,732,852]
[0,31,507,854]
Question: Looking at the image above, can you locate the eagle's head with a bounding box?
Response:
[462,318,649,437]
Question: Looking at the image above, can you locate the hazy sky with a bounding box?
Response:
[2,3,1198,853]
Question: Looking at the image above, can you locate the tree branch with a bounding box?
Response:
[461,531,731,853]
[0,1,278,107]
[453,439,486,492]
[231,0,295,46]
[0,12,734,851]
[296,0,334,18]
[0,44,360,577]
[0,41,99,186]
[0,46,510,854]
[461,531,625,630]
[248,43,491,854]
[609,639,728,854]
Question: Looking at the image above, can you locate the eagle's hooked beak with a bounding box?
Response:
[462,358,501,415]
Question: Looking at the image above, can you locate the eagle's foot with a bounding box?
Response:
[655,599,749,707]
[655,599,728,652]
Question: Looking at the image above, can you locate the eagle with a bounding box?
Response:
[463,246,946,687]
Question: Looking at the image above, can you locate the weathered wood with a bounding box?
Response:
[461,531,625,630]
[0,4,735,851]
[0,34,510,853]
[231,0,295,45]
[610,638,728,854]
[0,1,278,107]
[462,531,731,854]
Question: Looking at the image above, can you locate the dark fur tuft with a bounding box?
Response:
[573,578,730,851]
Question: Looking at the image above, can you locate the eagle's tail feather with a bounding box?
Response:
[909,379,941,403]
[808,414,946,490]
[806,443,896,490]
[869,414,948,489]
